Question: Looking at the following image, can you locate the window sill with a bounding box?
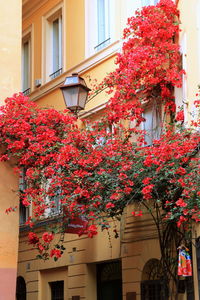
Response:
[28,40,120,103]
[19,215,63,232]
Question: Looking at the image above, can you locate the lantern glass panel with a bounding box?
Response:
[64,76,79,85]
[62,86,79,109]
[78,87,88,110]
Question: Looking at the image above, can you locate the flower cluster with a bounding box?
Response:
[91,0,183,125]
[1,0,200,260]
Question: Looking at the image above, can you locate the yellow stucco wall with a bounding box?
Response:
[18,0,200,299]
[178,0,200,123]
[0,0,21,299]
[0,0,21,101]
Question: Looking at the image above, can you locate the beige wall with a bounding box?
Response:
[0,0,21,299]
[0,0,21,102]
[18,0,200,299]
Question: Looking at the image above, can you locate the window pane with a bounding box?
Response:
[53,19,59,73]
[141,0,150,6]
[22,41,29,91]
[97,0,110,50]
[19,168,29,225]
[98,0,106,44]
[143,106,161,145]
[141,0,158,6]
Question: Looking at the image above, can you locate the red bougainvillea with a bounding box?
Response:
[0,0,199,262]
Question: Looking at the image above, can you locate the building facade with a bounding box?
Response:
[18,0,200,299]
[0,1,21,299]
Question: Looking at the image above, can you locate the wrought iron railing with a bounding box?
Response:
[49,68,63,80]
[22,88,31,96]
[94,38,111,52]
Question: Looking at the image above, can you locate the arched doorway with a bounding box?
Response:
[97,260,122,300]
[141,259,168,300]
[16,276,26,300]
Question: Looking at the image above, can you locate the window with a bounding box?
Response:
[175,32,188,123]
[142,104,161,146]
[49,281,64,300]
[22,32,31,96]
[19,169,30,225]
[85,0,115,57]
[141,259,168,300]
[43,5,63,82]
[51,15,62,80]
[95,0,110,51]
[141,0,158,6]
[141,280,164,300]
[43,179,62,218]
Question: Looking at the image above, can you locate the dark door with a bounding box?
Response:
[16,276,26,300]
[97,261,122,300]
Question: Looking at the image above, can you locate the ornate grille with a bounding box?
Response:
[49,68,63,80]
[141,280,163,300]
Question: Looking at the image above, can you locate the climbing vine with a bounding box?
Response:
[1,5,200,294]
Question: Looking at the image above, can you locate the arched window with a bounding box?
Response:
[141,259,168,300]
[16,276,26,300]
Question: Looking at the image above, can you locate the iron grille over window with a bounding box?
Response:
[141,280,166,300]
[49,67,63,80]
[22,88,31,96]
[49,281,64,300]
[94,37,111,51]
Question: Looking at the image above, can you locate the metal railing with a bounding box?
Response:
[49,68,63,80]
[22,88,31,96]
[94,38,111,51]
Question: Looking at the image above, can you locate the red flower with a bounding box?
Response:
[106,202,115,209]
[87,225,98,238]
[175,167,186,175]
[50,249,62,258]
[28,232,39,245]
[176,198,187,208]
[42,232,54,243]
[132,211,143,217]
[142,177,152,185]
[142,184,154,200]
[176,110,184,122]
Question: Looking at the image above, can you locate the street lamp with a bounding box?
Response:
[60,73,91,114]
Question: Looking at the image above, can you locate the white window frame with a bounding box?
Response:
[43,178,62,219]
[142,103,162,146]
[174,32,188,124]
[85,0,115,58]
[22,26,33,95]
[42,3,63,83]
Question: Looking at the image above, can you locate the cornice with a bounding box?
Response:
[22,0,49,20]
[29,40,120,103]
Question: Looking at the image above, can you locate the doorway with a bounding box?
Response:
[97,260,122,300]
